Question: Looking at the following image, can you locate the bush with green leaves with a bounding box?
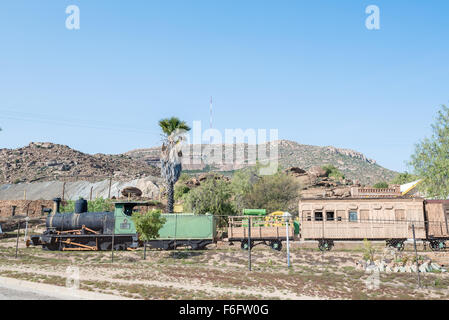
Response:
[174,184,191,201]
[363,238,376,262]
[322,164,345,180]
[390,172,420,185]
[183,175,236,215]
[242,172,300,213]
[132,210,166,241]
[373,182,389,189]
[230,167,258,213]
[60,198,113,213]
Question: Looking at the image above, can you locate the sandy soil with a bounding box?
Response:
[0,238,449,300]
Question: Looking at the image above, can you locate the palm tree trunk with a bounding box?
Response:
[167,181,174,213]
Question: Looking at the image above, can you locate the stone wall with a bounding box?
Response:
[0,200,54,218]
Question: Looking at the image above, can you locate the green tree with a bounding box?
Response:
[159,117,191,213]
[409,105,449,198]
[373,182,389,189]
[184,176,236,215]
[174,184,190,201]
[230,167,258,213]
[132,210,166,241]
[243,172,300,213]
[390,172,420,185]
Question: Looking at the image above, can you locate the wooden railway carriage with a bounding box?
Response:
[424,200,449,250]
[298,198,427,251]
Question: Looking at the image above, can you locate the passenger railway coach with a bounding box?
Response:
[298,197,449,251]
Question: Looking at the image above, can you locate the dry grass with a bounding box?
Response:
[1,238,449,300]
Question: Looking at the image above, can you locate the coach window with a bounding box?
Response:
[349,211,358,222]
[326,211,335,221]
[314,211,323,221]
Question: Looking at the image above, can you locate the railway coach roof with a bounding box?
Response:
[112,201,154,206]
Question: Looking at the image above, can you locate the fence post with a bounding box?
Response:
[15,222,20,258]
[412,224,421,288]
[286,217,291,268]
[248,217,251,271]
[108,178,112,199]
[111,227,115,263]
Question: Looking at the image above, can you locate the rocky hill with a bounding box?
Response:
[0,142,160,184]
[126,140,397,185]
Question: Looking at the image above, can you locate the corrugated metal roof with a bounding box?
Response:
[400,180,422,195]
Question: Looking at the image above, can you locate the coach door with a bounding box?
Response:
[444,205,449,234]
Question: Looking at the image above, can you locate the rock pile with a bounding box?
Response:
[356,251,447,273]
[0,142,160,184]
[285,166,357,199]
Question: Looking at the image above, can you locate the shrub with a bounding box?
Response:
[132,210,166,241]
[390,172,420,185]
[373,182,389,189]
[60,198,113,213]
[322,164,345,180]
[242,172,300,213]
[230,167,258,213]
[174,184,190,201]
[183,175,236,215]
[363,239,376,262]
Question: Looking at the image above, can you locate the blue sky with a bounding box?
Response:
[0,1,448,172]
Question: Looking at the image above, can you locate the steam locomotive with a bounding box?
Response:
[30,198,140,251]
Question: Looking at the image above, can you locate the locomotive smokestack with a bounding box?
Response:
[53,198,61,214]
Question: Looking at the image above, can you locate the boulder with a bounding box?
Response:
[121,186,143,197]
[286,167,306,175]
[431,263,441,271]
[308,166,327,177]
[419,262,429,273]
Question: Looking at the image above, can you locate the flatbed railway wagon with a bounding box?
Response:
[227,214,298,251]
[147,213,218,250]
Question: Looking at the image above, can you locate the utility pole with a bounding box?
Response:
[209,96,213,144]
[412,224,421,288]
[248,217,252,271]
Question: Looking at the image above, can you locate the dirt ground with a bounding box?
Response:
[1,236,449,300]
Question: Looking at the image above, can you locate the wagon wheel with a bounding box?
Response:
[396,241,405,252]
[241,241,253,250]
[270,240,282,251]
[430,241,446,251]
[318,240,332,251]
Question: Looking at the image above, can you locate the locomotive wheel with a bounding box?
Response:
[269,240,282,251]
[100,241,112,251]
[43,243,59,251]
[241,241,253,250]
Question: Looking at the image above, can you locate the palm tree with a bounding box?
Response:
[159,117,191,213]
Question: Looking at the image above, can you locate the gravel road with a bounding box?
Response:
[0,283,61,300]
[0,276,126,300]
